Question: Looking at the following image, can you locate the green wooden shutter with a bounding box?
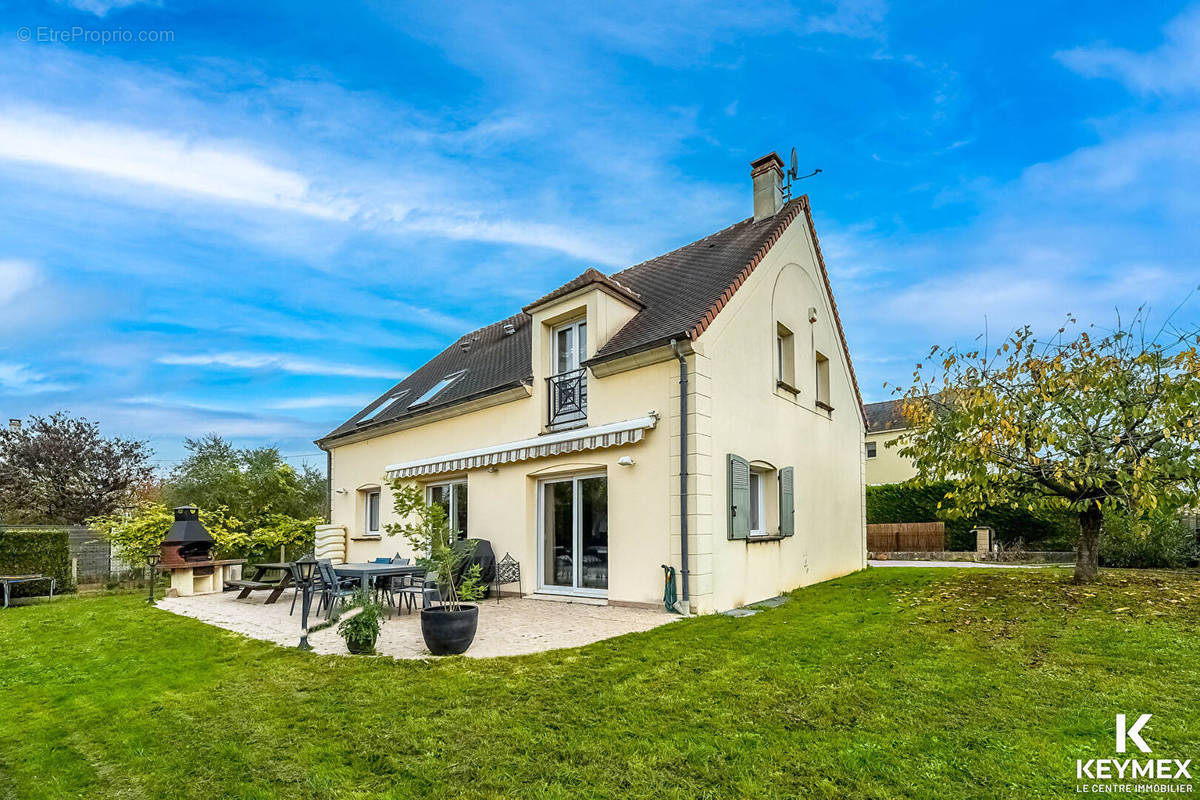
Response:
[779,466,795,537]
[727,453,751,540]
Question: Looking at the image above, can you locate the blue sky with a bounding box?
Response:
[1,0,1198,470]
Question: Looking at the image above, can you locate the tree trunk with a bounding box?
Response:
[1074,505,1102,584]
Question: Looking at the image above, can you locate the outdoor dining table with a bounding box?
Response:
[332,562,425,592]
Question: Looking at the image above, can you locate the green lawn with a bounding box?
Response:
[1,568,1198,799]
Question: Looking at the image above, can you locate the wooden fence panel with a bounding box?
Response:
[866,522,946,552]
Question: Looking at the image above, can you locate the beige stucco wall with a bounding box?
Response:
[693,219,867,612]
[324,212,866,614]
[326,353,678,608]
[865,429,917,485]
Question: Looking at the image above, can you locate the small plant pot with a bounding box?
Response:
[345,635,377,655]
[420,605,479,655]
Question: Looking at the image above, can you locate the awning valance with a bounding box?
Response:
[385,414,659,479]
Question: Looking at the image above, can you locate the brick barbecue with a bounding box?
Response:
[159,506,244,597]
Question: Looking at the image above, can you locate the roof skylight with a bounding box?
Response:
[410,371,465,407]
[356,391,409,425]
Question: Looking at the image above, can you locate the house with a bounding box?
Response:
[315,153,867,614]
[864,399,918,485]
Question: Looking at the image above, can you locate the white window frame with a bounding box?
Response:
[364,488,381,536]
[551,318,587,375]
[866,441,877,459]
[535,471,608,598]
[748,471,766,537]
[411,371,465,407]
[425,480,468,538]
[815,350,831,409]
[776,323,795,388]
[357,390,408,425]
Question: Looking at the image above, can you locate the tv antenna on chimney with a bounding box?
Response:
[783,147,821,200]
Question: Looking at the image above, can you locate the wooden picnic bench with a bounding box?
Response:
[226,561,293,604]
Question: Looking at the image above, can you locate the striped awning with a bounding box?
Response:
[385,414,658,479]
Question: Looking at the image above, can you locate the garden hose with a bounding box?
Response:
[661,564,679,613]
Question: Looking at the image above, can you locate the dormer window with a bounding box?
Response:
[411,371,465,407]
[548,319,587,428]
[357,390,409,425]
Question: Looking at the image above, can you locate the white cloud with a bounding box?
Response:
[0,104,629,264]
[0,110,357,220]
[55,0,159,16]
[267,394,377,410]
[156,352,401,379]
[803,0,889,39]
[0,362,70,393]
[106,398,316,440]
[0,259,41,306]
[398,213,624,265]
[1056,5,1200,95]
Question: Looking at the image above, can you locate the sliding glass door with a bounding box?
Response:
[427,480,468,539]
[538,474,607,596]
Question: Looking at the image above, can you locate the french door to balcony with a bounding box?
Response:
[548,319,587,428]
[538,474,607,597]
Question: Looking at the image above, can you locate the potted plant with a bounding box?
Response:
[336,588,385,655]
[387,483,486,655]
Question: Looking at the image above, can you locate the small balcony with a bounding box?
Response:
[546,368,587,429]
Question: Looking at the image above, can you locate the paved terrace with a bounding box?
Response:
[157,591,675,659]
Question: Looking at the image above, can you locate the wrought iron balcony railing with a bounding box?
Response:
[547,368,587,428]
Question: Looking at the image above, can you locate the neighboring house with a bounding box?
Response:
[864,399,918,485]
[315,153,867,614]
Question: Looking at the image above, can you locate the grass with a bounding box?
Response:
[1,567,1198,799]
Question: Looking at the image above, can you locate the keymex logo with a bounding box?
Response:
[1075,713,1193,793]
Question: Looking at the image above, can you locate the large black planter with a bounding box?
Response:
[420,605,479,655]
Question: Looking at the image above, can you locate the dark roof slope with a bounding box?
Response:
[319,314,532,441]
[864,398,908,433]
[522,267,643,313]
[320,195,863,444]
[591,199,804,361]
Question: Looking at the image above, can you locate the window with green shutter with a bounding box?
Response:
[779,466,795,537]
[727,453,751,539]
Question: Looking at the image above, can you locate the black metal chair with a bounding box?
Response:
[392,569,431,615]
[315,559,357,620]
[493,553,521,604]
[421,577,441,610]
[377,558,412,615]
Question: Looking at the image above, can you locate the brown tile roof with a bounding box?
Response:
[590,199,806,361]
[319,195,864,444]
[864,398,909,433]
[318,314,532,442]
[522,267,643,313]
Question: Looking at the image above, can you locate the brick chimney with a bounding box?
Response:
[751,152,785,221]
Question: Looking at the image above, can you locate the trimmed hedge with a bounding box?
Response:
[1101,508,1199,568]
[0,528,75,597]
[866,482,1079,551]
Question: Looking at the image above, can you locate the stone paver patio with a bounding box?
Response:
[157,590,675,659]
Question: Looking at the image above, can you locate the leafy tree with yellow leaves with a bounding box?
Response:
[896,311,1200,583]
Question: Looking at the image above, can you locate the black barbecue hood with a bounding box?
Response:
[161,506,215,544]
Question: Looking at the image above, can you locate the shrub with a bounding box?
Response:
[1100,508,1198,568]
[90,503,317,565]
[866,481,1079,551]
[0,528,75,597]
[337,589,385,654]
